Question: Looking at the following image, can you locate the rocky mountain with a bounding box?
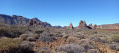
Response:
[1,14,119,29]
[0,14,51,27]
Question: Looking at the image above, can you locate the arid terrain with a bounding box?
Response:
[0,14,119,53]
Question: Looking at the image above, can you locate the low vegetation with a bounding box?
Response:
[0,25,119,53]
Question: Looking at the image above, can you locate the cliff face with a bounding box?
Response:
[0,14,51,27]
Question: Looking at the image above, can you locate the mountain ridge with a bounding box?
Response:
[0,14,119,29]
[0,14,51,27]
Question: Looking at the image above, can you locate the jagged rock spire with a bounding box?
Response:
[89,23,92,27]
[79,20,87,26]
[94,24,97,29]
[69,23,74,29]
[88,23,97,29]
[77,20,90,30]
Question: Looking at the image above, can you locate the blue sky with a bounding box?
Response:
[0,0,119,27]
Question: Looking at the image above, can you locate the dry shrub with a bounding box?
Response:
[26,37,37,41]
[109,43,119,50]
[35,47,50,53]
[66,36,80,43]
[75,35,85,39]
[20,34,29,40]
[39,33,57,42]
[77,39,98,49]
[0,38,34,53]
[108,34,119,43]
[0,27,25,38]
[55,44,85,53]
[89,36,104,42]
[87,49,101,53]
[35,30,44,34]
[0,37,22,53]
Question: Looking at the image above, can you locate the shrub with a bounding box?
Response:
[26,37,37,41]
[66,36,80,43]
[20,34,29,40]
[55,44,85,53]
[35,30,44,34]
[0,38,34,53]
[35,47,50,53]
[75,35,85,39]
[77,39,97,49]
[108,34,119,42]
[0,37,22,53]
[20,41,34,48]
[0,27,26,38]
[31,35,39,39]
[109,43,119,50]
[89,36,103,42]
[39,33,57,42]
[87,49,101,53]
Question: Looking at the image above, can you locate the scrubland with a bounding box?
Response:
[0,26,119,53]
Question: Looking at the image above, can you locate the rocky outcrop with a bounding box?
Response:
[88,23,97,29]
[93,24,97,29]
[29,18,38,27]
[0,14,51,27]
[77,20,91,29]
[69,23,74,29]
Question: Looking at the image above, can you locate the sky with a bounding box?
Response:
[0,0,119,27]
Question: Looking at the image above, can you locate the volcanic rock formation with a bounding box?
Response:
[89,23,97,29]
[77,20,89,29]
[69,23,74,29]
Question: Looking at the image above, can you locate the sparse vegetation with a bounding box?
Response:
[0,15,119,53]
